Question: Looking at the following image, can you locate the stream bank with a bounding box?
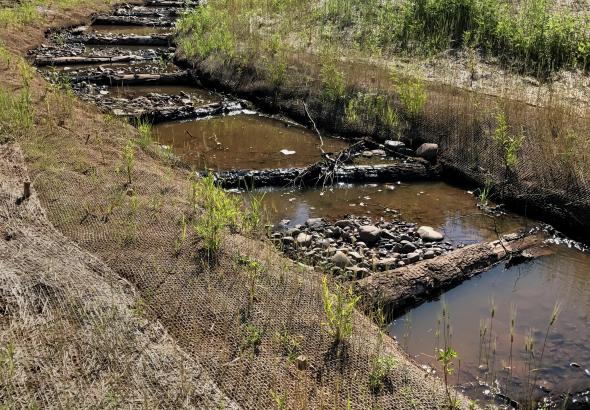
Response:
[24,1,590,407]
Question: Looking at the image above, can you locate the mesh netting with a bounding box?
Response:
[15,104,468,408]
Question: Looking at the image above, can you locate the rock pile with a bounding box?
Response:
[271,216,452,280]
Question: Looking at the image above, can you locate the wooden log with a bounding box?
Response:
[34,55,148,67]
[355,232,548,314]
[91,15,174,27]
[65,34,172,46]
[212,161,439,189]
[143,0,199,6]
[113,7,181,18]
[68,71,191,85]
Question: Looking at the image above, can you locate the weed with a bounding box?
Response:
[493,110,524,169]
[241,323,263,353]
[391,71,427,118]
[135,119,153,151]
[122,139,135,186]
[193,175,240,256]
[321,276,360,344]
[274,327,302,362]
[174,214,188,256]
[243,192,267,235]
[369,355,397,392]
[437,303,459,409]
[237,255,263,305]
[320,58,346,103]
[270,390,287,410]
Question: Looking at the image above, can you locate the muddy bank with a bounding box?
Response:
[176,55,590,244]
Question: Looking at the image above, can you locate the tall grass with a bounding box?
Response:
[177,0,590,77]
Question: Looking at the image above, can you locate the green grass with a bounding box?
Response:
[321,276,360,345]
[0,86,34,143]
[177,0,590,77]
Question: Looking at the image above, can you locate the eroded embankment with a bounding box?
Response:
[1,1,478,408]
[175,52,590,244]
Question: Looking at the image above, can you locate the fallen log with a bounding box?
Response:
[355,232,548,314]
[113,7,181,18]
[212,161,439,189]
[34,55,149,67]
[115,101,245,124]
[64,34,172,46]
[91,15,175,27]
[143,0,199,6]
[68,71,191,85]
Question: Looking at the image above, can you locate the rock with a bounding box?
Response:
[348,251,362,261]
[384,140,406,151]
[371,149,386,156]
[376,257,398,270]
[296,233,313,247]
[335,220,355,229]
[358,225,381,245]
[281,236,295,245]
[362,150,374,157]
[349,266,370,279]
[286,228,300,237]
[416,143,439,161]
[405,252,420,263]
[423,250,436,259]
[331,251,352,268]
[305,218,324,229]
[400,240,417,253]
[417,226,445,242]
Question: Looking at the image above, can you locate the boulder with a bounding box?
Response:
[331,251,353,268]
[417,226,444,242]
[405,252,421,263]
[358,225,381,245]
[416,143,439,161]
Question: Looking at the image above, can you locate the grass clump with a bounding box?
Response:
[135,119,154,151]
[369,355,397,392]
[0,86,34,142]
[193,174,239,255]
[321,276,360,345]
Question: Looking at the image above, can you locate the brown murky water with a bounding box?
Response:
[390,245,590,401]
[154,114,349,170]
[261,182,529,244]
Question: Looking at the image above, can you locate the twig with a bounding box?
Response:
[302,101,325,154]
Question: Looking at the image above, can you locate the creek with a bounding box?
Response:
[33,6,590,407]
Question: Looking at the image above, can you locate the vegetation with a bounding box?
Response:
[177,0,590,78]
[369,355,397,392]
[193,175,240,255]
[321,276,360,344]
[121,139,135,186]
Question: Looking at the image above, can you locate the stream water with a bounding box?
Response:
[40,17,590,407]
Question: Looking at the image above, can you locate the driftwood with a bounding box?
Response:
[92,15,175,27]
[34,55,151,67]
[69,71,191,85]
[65,34,172,46]
[355,232,547,314]
[212,161,439,189]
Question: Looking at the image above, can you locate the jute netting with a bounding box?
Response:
[18,115,470,409]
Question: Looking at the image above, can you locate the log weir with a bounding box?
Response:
[211,161,440,189]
